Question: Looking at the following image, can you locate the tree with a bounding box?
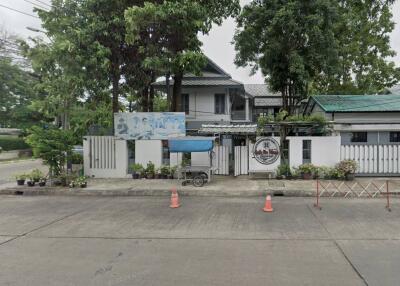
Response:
[26,126,75,176]
[125,0,240,111]
[0,31,47,129]
[36,0,148,114]
[314,0,400,94]
[234,0,339,113]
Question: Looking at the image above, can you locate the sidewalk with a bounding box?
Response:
[1,176,400,197]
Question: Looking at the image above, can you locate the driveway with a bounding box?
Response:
[0,159,48,187]
[0,196,398,285]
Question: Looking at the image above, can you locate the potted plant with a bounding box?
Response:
[130,163,144,179]
[298,164,315,180]
[69,176,87,188]
[38,178,46,187]
[336,160,357,181]
[27,174,36,187]
[154,167,162,179]
[15,174,27,186]
[145,161,155,179]
[30,169,44,183]
[276,163,291,179]
[169,166,177,179]
[160,165,170,179]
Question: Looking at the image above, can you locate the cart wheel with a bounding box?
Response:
[200,172,208,180]
[193,176,205,187]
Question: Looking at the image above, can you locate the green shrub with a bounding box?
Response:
[130,163,144,174]
[145,161,155,175]
[277,163,291,177]
[336,160,357,175]
[0,136,30,151]
[298,163,316,175]
[70,153,83,164]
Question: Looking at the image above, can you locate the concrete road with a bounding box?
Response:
[0,159,48,186]
[0,196,398,286]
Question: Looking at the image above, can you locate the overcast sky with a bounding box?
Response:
[1,0,400,84]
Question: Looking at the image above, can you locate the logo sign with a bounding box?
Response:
[252,138,280,165]
[114,112,186,140]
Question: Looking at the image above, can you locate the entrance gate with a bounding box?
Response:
[234,146,248,176]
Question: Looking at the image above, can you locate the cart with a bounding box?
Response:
[168,137,216,187]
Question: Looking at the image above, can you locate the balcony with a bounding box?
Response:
[231,110,247,121]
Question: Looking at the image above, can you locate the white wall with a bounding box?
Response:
[135,140,162,168]
[83,136,128,178]
[191,152,211,166]
[248,137,281,172]
[183,87,231,122]
[288,136,341,169]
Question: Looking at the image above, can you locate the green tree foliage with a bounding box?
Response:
[234,0,339,113]
[26,126,75,176]
[0,32,47,129]
[314,0,400,94]
[125,0,240,111]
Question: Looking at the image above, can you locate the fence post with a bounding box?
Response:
[314,179,321,210]
[386,180,391,212]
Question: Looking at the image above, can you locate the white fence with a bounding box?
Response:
[83,136,128,178]
[234,146,248,176]
[341,144,400,175]
[213,146,229,175]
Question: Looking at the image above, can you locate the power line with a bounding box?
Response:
[31,0,52,9]
[22,0,49,11]
[0,4,39,18]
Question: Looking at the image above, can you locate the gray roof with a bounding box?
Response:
[244,84,280,97]
[153,78,243,88]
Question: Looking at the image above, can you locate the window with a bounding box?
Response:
[302,140,311,164]
[181,94,189,115]
[162,140,170,166]
[351,132,367,143]
[390,132,400,143]
[215,94,226,114]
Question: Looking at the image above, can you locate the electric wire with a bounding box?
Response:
[0,4,39,18]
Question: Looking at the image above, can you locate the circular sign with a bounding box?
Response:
[253,138,280,165]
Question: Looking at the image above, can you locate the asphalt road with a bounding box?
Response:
[0,196,398,286]
[0,159,48,185]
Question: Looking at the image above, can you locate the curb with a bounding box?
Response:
[0,187,317,198]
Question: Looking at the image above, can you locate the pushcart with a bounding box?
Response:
[168,137,216,187]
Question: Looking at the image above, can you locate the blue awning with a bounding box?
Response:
[168,137,215,153]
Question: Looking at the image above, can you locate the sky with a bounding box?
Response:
[1,0,400,84]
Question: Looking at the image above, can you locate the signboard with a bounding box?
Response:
[252,138,280,165]
[114,112,186,140]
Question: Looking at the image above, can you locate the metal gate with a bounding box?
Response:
[234,146,248,176]
[213,146,229,175]
[341,144,400,176]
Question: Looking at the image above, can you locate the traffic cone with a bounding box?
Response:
[263,195,273,212]
[170,188,180,208]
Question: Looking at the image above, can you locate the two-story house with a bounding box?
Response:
[153,57,282,133]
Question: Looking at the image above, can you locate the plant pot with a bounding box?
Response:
[27,181,35,187]
[302,173,313,180]
[155,174,161,179]
[345,173,355,181]
[80,182,87,188]
[276,175,283,180]
[147,174,154,179]
[132,173,139,179]
[38,181,46,187]
[17,179,25,186]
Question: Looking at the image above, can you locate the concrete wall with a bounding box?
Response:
[84,136,128,178]
[248,137,281,172]
[288,136,341,169]
[135,140,163,168]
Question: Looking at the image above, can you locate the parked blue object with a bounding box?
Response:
[168,137,214,153]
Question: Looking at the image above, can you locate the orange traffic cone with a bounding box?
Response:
[263,195,273,212]
[170,188,180,208]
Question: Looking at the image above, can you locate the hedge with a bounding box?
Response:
[0,136,30,151]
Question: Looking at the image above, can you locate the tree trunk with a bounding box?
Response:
[142,87,149,112]
[148,73,156,112]
[166,72,171,111]
[111,64,120,114]
[172,71,183,112]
